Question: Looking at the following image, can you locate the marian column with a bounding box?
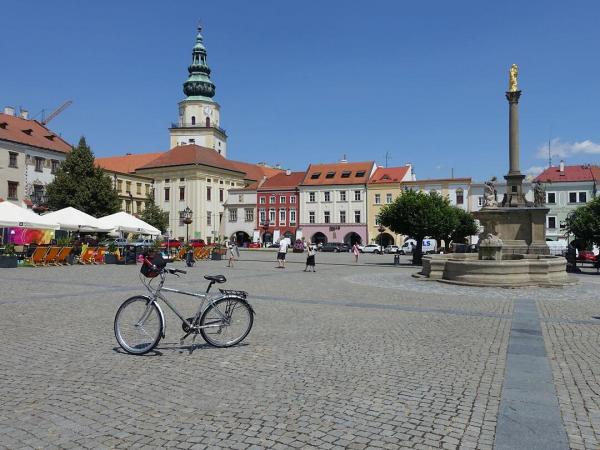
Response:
[503,64,527,207]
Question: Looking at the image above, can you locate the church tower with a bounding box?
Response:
[169,26,228,156]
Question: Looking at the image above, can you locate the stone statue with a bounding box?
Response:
[508,64,519,92]
[483,176,498,208]
[533,181,545,207]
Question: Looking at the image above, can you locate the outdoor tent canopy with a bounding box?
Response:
[0,201,59,229]
[43,207,110,232]
[97,212,160,235]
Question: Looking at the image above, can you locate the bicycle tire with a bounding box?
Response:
[199,297,253,348]
[114,296,163,355]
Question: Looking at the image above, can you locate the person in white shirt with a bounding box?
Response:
[277,239,289,268]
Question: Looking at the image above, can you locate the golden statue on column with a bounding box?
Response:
[508,64,519,92]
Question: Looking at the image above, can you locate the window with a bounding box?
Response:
[340,210,346,223]
[125,200,131,213]
[35,157,44,172]
[355,171,366,178]
[8,152,17,168]
[188,139,195,144]
[341,171,351,178]
[137,183,142,195]
[126,181,131,194]
[354,210,361,223]
[546,192,556,204]
[269,208,276,223]
[191,116,196,125]
[230,182,235,186]
[290,196,296,204]
[50,160,59,173]
[309,211,315,224]
[325,171,335,179]
[569,192,577,203]
[206,178,211,183]
[456,189,464,205]
[207,212,212,226]
[207,186,212,201]
[32,184,44,204]
[579,192,587,203]
[245,208,254,222]
[280,196,286,203]
[219,189,224,202]
[270,196,276,204]
[180,177,185,182]
[374,194,381,204]
[340,191,347,201]
[238,194,244,202]
[569,192,587,203]
[386,193,393,204]
[279,209,286,225]
[324,211,330,223]
[259,208,266,223]
[324,191,330,202]
[478,196,484,207]
[220,180,224,185]
[310,172,321,179]
[547,216,557,229]
[145,184,150,195]
[354,190,361,201]
[375,215,381,225]
[179,186,185,201]
[164,187,170,202]
[309,192,316,202]
[117,180,123,192]
[229,208,237,222]
[259,197,266,204]
[290,209,296,224]
[7,181,18,200]
[165,178,170,183]
[136,201,142,212]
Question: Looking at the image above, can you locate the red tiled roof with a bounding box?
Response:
[96,152,164,175]
[368,166,411,184]
[229,160,283,181]
[534,165,600,183]
[258,171,305,190]
[300,161,375,186]
[402,177,471,185]
[0,113,71,153]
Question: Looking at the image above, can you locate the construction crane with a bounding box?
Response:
[41,100,73,125]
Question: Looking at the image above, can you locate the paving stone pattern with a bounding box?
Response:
[0,251,598,449]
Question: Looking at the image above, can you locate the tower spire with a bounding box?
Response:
[183,24,216,101]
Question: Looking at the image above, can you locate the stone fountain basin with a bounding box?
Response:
[420,253,573,287]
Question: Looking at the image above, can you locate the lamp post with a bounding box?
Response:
[378,224,385,255]
[183,207,193,244]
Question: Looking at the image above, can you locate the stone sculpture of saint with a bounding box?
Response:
[533,181,545,207]
[483,176,498,208]
[508,64,519,92]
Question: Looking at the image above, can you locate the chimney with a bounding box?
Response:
[4,106,15,116]
[559,160,565,175]
[285,169,291,176]
[19,109,29,119]
[340,154,348,163]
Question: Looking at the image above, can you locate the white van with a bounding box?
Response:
[399,239,437,255]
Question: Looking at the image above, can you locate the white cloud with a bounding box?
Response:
[525,166,545,177]
[536,138,600,160]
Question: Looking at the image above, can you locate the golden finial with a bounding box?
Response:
[508,64,519,92]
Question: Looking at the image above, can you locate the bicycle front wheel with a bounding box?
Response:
[200,297,253,347]
[114,296,163,355]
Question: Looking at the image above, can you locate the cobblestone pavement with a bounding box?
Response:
[0,251,598,449]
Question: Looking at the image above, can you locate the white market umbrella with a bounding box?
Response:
[97,212,160,236]
[43,207,109,232]
[0,201,59,229]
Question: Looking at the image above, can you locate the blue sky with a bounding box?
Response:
[2,1,600,180]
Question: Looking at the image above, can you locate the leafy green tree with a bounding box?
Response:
[566,196,600,247]
[379,190,456,264]
[46,137,120,217]
[140,192,169,234]
[450,208,479,244]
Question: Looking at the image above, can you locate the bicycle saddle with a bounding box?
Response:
[204,274,227,283]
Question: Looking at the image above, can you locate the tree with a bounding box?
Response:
[566,196,600,248]
[378,190,457,265]
[46,137,120,217]
[140,192,169,234]
[450,208,479,244]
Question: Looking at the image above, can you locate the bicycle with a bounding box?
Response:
[114,255,254,355]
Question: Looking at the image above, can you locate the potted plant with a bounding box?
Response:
[0,243,18,268]
[104,242,119,264]
[211,237,226,261]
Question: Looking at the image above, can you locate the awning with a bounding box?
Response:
[97,212,161,235]
[0,201,60,229]
[43,207,110,232]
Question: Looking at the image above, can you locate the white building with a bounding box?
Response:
[223,183,259,245]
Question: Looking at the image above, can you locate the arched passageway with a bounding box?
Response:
[312,232,327,245]
[231,231,251,245]
[344,232,362,246]
[376,233,395,247]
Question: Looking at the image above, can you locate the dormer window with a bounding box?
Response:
[325,172,335,179]
[381,174,390,180]
[310,172,321,180]
[341,171,351,178]
[45,134,55,141]
[355,171,366,177]
[0,122,7,129]
[23,128,33,135]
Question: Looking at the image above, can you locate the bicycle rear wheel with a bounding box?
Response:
[199,297,253,347]
[114,296,163,355]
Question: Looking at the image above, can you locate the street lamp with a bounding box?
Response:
[378,224,386,254]
[183,206,193,244]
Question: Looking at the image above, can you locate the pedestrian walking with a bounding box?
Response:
[227,241,239,268]
[352,243,360,263]
[304,242,316,272]
[277,239,289,268]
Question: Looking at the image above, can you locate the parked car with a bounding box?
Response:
[189,239,205,248]
[577,250,597,263]
[361,244,383,254]
[133,238,154,247]
[248,242,261,249]
[268,243,279,248]
[160,239,182,249]
[384,245,400,254]
[321,242,350,253]
[398,239,437,255]
[101,238,128,247]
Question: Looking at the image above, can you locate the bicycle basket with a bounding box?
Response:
[140,252,166,278]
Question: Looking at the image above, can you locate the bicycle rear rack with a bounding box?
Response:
[219,289,247,299]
